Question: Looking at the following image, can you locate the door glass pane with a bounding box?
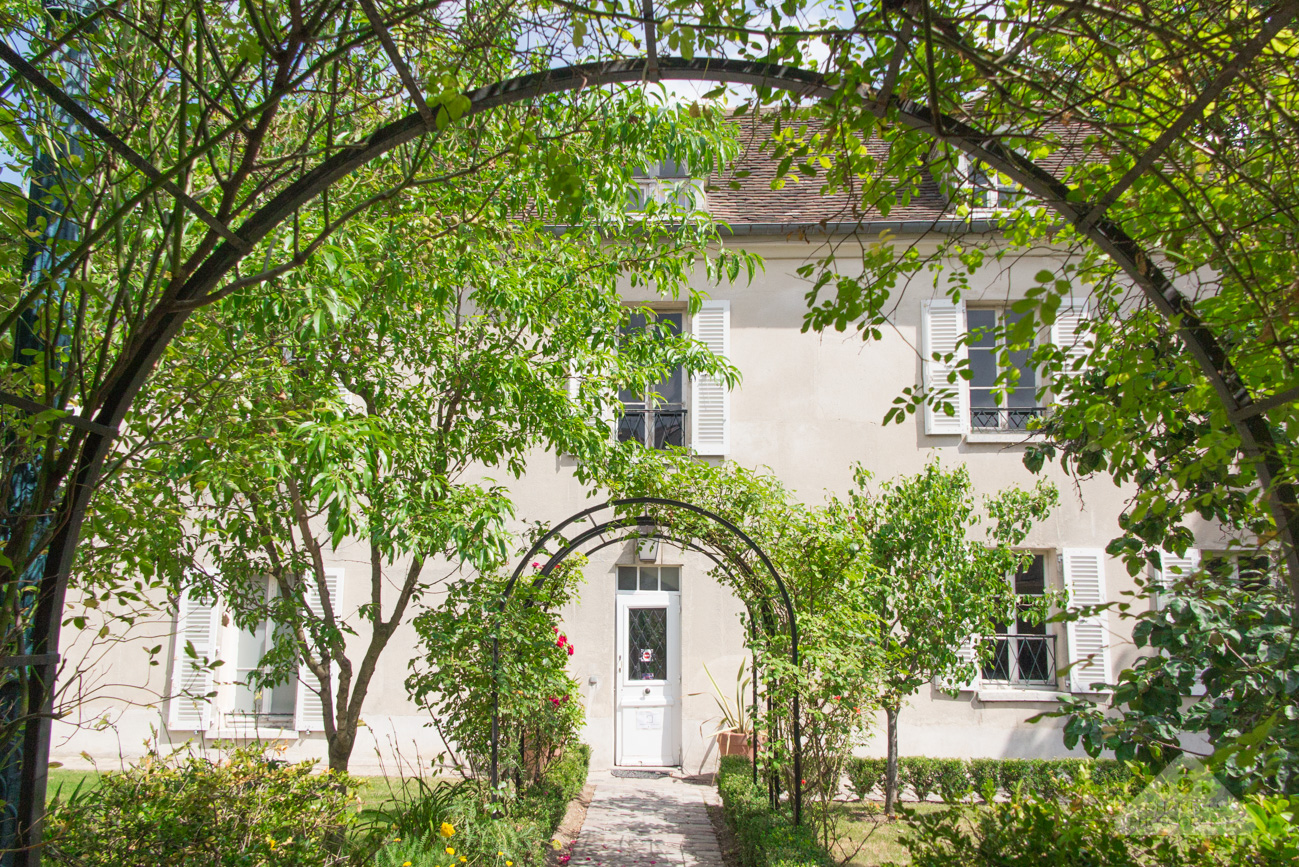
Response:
[628,607,668,680]
[638,567,658,591]
[618,566,638,591]
[659,566,680,591]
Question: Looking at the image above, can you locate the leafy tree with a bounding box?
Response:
[89,97,751,772]
[843,461,1058,814]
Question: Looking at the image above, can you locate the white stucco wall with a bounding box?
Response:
[50,232,1191,773]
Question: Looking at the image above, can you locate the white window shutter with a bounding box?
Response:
[295,567,343,733]
[691,300,730,456]
[1050,298,1091,375]
[1154,548,1200,608]
[1154,549,1206,695]
[936,634,980,692]
[921,299,968,436]
[168,586,219,731]
[1062,549,1111,694]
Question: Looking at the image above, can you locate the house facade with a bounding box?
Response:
[50,139,1220,776]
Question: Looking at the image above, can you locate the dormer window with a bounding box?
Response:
[630,159,704,212]
[956,155,1021,212]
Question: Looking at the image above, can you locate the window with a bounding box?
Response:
[630,159,702,212]
[168,568,342,733]
[982,554,1056,686]
[957,155,1021,211]
[1202,552,1271,592]
[921,298,1088,437]
[967,308,1042,432]
[231,581,296,724]
[617,565,681,592]
[618,311,687,450]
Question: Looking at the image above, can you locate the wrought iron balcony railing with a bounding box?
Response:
[980,633,1057,686]
[618,407,686,450]
[969,406,1046,432]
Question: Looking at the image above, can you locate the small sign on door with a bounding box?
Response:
[640,649,654,663]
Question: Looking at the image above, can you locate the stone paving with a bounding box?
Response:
[567,769,724,867]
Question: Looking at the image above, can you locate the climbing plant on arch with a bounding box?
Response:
[1,0,1298,861]
[495,497,808,822]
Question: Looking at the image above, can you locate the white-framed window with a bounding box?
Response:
[968,307,1041,433]
[617,564,681,592]
[167,568,343,734]
[921,296,1090,437]
[1202,552,1271,591]
[615,302,730,456]
[231,580,297,725]
[630,159,705,212]
[618,310,688,450]
[982,554,1056,686]
[956,154,1021,212]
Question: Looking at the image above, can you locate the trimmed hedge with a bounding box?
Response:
[846,756,1134,803]
[717,755,834,867]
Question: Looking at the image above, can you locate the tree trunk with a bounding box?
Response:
[328,725,355,773]
[884,703,900,816]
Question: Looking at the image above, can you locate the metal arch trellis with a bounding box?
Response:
[0,4,1298,860]
[508,521,773,788]
[490,497,805,823]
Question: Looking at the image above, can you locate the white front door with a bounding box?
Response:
[615,566,681,766]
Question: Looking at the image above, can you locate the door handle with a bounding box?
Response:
[643,687,651,696]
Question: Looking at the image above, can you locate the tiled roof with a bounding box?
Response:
[703,115,1091,233]
[705,115,951,229]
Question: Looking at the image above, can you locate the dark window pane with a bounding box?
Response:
[970,387,998,408]
[659,567,680,591]
[1238,556,1270,591]
[969,348,997,387]
[1015,556,1046,596]
[968,309,997,347]
[639,567,658,591]
[629,607,668,680]
[618,567,638,591]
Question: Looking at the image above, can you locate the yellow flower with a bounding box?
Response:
[446,847,455,856]
[402,862,412,867]
[507,861,513,866]
[441,821,456,838]
[460,859,467,864]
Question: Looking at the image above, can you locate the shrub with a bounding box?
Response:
[933,759,972,804]
[717,755,833,867]
[998,758,1033,797]
[969,758,1001,803]
[900,757,942,802]
[894,775,1297,867]
[44,744,358,867]
[846,757,886,801]
[1093,759,1136,793]
[369,743,591,867]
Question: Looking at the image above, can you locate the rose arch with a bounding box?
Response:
[494,497,806,821]
[1,2,1296,861]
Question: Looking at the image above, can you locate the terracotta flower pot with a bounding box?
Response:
[717,730,753,759]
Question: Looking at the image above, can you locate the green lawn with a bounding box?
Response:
[45,769,101,801]
[833,802,956,866]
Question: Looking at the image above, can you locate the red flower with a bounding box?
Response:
[552,626,559,634]
[556,636,566,648]
[566,645,575,656]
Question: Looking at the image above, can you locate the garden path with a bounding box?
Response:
[567,769,724,867]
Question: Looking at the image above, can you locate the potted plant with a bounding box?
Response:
[693,662,754,758]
